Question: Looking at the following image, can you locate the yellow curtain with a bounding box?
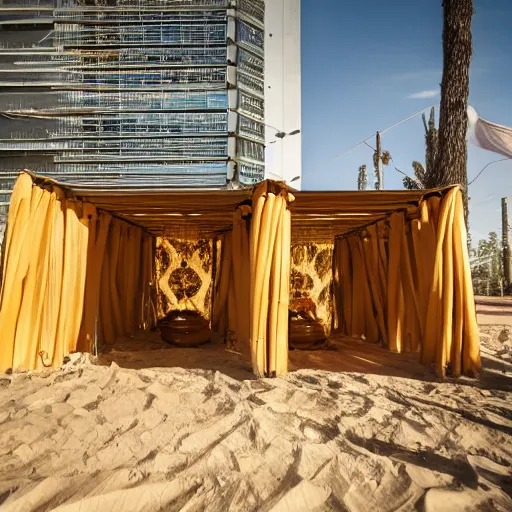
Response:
[334,229,386,345]
[422,188,480,377]
[400,220,421,353]
[348,237,366,338]
[140,234,156,331]
[118,224,143,334]
[39,190,66,366]
[77,209,112,354]
[361,227,387,345]
[0,174,90,371]
[250,182,294,377]
[453,193,480,376]
[331,187,480,378]
[332,244,341,332]
[422,192,454,367]
[11,186,53,370]
[212,232,232,335]
[99,220,122,344]
[98,219,152,346]
[332,237,353,336]
[211,206,251,348]
[410,197,438,339]
[52,200,90,367]
[231,206,251,345]
[0,174,37,370]
[340,238,353,336]
[0,173,155,371]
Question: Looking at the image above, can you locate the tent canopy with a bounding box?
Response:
[29,172,446,242]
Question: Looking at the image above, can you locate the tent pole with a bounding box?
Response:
[94,315,98,357]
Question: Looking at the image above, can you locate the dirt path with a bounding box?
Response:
[476,295,512,326]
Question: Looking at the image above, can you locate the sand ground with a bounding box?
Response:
[476,296,512,326]
[0,302,510,512]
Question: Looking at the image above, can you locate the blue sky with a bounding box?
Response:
[301,0,512,242]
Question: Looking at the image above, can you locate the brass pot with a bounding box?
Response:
[159,310,211,347]
[289,315,327,350]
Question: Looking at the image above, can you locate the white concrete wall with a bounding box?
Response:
[264,0,302,189]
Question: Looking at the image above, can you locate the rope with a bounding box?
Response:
[38,350,52,368]
[468,158,511,186]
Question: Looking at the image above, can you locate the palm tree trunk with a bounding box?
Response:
[433,0,473,224]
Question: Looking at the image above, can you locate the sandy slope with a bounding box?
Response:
[0,343,511,512]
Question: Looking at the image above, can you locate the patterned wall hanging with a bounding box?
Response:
[155,238,213,321]
[290,243,334,336]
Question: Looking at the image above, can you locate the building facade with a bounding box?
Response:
[264,0,302,188]
[0,0,301,235]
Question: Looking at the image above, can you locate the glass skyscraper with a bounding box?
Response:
[0,0,302,239]
[0,0,272,235]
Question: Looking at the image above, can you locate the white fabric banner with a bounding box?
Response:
[467,106,512,158]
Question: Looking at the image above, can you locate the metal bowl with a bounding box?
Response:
[289,315,327,350]
[159,310,211,347]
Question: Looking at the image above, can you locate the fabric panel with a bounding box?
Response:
[468,106,512,158]
[0,175,90,371]
[99,220,151,346]
[332,187,481,378]
[249,182,294,377]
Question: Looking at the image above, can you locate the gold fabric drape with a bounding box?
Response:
[231,206,251,344]
[0,174,90,371]
[77,209,112,354]
[99,219,154,346]
[212,232,232,336]
[211,206,251,347]
[0,173,155,371]
[333,187,480,378]
[52,199,90,367]
[250,182,294,377]
[140,235,157,331]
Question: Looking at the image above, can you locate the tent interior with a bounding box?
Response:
[0,172,481,380]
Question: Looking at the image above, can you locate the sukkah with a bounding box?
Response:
[0,171,480,379]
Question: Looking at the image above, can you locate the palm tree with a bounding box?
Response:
[402,162,426,190]
[357,165,368,191]
[471,232,504,296]
[423,106,439,180]
[432,0,474,222]
[402,107,438,190]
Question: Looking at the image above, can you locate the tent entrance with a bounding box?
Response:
[97,330,255,382]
